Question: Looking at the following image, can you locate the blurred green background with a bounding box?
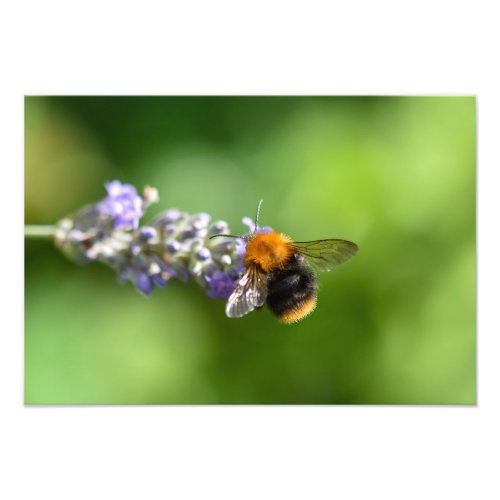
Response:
[24,96,475,404]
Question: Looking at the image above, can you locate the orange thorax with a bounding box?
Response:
[244,232,293,272]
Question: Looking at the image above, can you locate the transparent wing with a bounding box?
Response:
[293,239,358,272]
[226,265,268,318]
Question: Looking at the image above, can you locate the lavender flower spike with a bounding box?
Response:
[53,180,264,301]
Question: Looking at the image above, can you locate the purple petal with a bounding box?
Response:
[105,180,125,197]
[135,272,154,296]
[241,216,273,235]
[138,226,157,240]
[205,271,237,300]
[196,248,211,261]
[100,180,145,230]
[152,274,168,287]
[242,216,255,232]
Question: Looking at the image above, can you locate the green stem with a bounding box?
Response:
[24,225,56,239]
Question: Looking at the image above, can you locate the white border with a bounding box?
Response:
[2,1,499,499]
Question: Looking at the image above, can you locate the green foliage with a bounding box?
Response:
[25,96,475,404]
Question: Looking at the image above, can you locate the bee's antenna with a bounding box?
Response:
[209,234,243,240]
[255,199,263,233]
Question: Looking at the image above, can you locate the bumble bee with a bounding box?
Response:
[210,201,358,324]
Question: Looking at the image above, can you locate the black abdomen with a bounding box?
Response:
[266,255,317,322]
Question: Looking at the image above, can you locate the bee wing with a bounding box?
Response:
[226,265,268,318]
[293,239,358,272]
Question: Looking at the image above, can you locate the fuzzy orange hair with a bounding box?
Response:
[244,232,294,272]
